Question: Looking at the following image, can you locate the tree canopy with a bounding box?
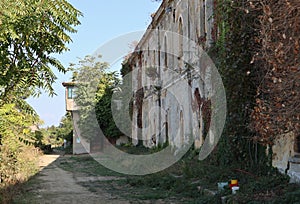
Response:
[0,0,82,104]
[70,55,121,140]
[0,0,82,192]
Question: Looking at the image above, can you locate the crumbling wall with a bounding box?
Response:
[272,132,295,173]
[72,111,90,154]
[130,0,215,151]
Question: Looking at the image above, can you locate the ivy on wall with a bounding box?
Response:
[210,0,300,167]
[210,0,266,166]
[250,0,300,145]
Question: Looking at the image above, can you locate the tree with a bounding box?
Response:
[0,0,81,195]
[0,0,82,104]
[57,112,73,143]
[70,55,121,140]
[95,72,122,138]
[37,113,73,149]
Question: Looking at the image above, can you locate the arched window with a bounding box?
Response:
[165,112,169,144]
[199,0,206,45]
[180,110,184,146]
[179,18,183,57]
[178,17,183,72]
[164,35,168,70]
[295,135,300,154]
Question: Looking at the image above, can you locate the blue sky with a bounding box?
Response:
[27,0,161,127]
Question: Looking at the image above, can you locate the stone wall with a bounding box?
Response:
[272,132,295,173]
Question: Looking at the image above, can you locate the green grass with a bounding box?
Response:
[55,153,213,202]
[86,146,300,203]
[13,147,300,204]
[12,176,43,204]
[54,149,300,203]
[116,145,162,155]
[58,155,124,177]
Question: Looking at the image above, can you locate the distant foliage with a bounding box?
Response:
[95,73,122,138]
[72,55,121,140]
[57,112,74,143]
[40,112,73,147]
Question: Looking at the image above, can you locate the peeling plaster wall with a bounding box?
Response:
[272,132,295,173]
[128,0,298,182]
[72,111,90,154]
[130,0,215,151]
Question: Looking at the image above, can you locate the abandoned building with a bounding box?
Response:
[62,82,103,154]
[129,0,215,150]
[62,82,89,154]
[127,0,300,182]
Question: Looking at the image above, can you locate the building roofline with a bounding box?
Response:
[62,82,76,87]
[128,0,172,64]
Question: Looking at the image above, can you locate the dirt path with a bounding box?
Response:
[18,154,129,204]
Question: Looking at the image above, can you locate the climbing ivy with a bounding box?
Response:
[210,0,300,168]
[250,0,300,145]
[209,0,267,166]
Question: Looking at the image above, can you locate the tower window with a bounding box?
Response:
[67,87,76,99]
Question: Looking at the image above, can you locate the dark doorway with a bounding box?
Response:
[165,113,169,144]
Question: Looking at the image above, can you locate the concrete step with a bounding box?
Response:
[288,157,300,183]
[289,157,300,172]
[288,170,300,183]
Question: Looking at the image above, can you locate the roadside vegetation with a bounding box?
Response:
[117,147,300,203]
[45,1,299,203]
[1,0,300,203]
[0,0,81,203]
[17,150,299,203]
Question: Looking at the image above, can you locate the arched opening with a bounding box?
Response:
[158,28,161,73]
[295,135,300,154]
[165,112,169,144]
[178,17,183,72]
[152,118,156,146]
[194,88,202,126]
[148,46,150,56]
[180,111,184,147]
[194,88,202,110]
[202,0,206,34]
[164,35,168,70]
[199,0,207,46]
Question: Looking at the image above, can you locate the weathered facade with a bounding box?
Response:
[129,0,216,151]
[62,82,90,154]
[128,0,300,182]
[272,132,300,183]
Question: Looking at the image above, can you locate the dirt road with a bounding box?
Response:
[16,154,129,204]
